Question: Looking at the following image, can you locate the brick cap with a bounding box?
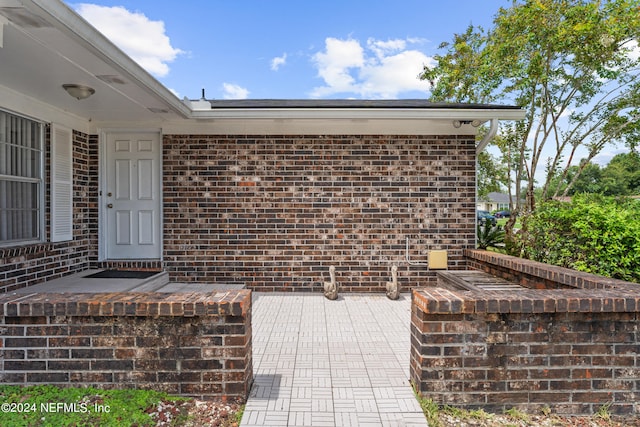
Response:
[413,288,638,314]
[465,249,639,290]
[0,290,251,317]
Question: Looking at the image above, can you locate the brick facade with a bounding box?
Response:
[3,132,475,292]
[162,134,476,291]
[411,251,640,415]
[0,290,252,400]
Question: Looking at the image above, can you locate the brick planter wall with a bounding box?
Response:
[162,134,476,291]
[0,290,252,400]
[465,249,633,290]
[410,252,640,415]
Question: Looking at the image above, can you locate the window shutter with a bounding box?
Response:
[51,125,73,242]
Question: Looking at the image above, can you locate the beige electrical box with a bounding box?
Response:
[428,250,448,269]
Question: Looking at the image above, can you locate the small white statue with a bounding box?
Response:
[323,265,339,300]
[386,264,400,300]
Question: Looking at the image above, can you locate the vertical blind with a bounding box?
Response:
[0,110,43,244]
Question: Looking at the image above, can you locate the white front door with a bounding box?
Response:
[104,132,161,259]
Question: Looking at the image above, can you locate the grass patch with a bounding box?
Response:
[497,217,522,229]
[412,386,441,426]
[231,404,245,426]
[412,383,494,427]
[0,385,187,427]
[504,406,530,422]
[411,385,628,426]
[595,401,613,421]
[443,405,494,422]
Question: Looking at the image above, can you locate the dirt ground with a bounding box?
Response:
[149,397,640,427]
[149,397,244,427]
[435,412,640,427]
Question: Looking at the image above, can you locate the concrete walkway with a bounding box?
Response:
[242,293,428,427]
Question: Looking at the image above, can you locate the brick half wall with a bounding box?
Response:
[410,251,640,415]
[411,303,640,415]
[0,290,252,400]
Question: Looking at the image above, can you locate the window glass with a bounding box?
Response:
[0,110,43,245]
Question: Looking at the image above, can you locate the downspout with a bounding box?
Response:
[476,118,499,155]
[475,118,499,255]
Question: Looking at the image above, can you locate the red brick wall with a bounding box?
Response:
[162,134,476,291]
[0,290,252,400]
[411,305,640,415]
[2,132,477,292]
[411,252,640,416]
[0,130,98,293]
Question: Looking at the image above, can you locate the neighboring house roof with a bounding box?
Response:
[480,192,521,204]
[0,0,525,134]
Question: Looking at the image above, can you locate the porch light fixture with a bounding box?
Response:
[452,119,482,128]
[62,84,95,100]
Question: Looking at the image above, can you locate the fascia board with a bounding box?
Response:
[190,108,526,121]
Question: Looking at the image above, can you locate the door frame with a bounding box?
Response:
[98,128,163,261]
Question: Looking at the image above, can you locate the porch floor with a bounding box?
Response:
[11,269,244,293]
[10,274,427,426]
[245,293,428,427]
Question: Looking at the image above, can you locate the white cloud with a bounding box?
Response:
[310,37,433,99]
[367,38,406,59]
[75,4,184,77]
[592,148,629,166]
[222,83,250,99]
[311,38,364,96]
[271,53,288,71]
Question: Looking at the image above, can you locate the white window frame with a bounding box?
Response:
[0,108,45,247]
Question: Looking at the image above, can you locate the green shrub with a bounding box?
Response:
[477,223,505,250]
[517,194,640,282]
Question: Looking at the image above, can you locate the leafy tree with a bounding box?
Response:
[477,150,507,198]
[543,160,603,196]
[567,161,605,194]
[422,0,640,220]
[602,150,640,194]
[544,151,640,196]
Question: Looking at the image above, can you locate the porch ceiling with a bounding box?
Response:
[0,0,189,124]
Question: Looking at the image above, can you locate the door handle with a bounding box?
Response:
[107,204,113,208]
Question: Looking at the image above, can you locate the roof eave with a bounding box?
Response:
[190,107,526,121]
[24,0,191,119]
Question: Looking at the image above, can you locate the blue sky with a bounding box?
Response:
[66,0,512,100]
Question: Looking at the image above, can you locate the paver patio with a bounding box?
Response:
[242,293,428,427]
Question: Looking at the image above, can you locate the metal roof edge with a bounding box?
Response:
[190,106,526,121]
[204,99,524,110]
